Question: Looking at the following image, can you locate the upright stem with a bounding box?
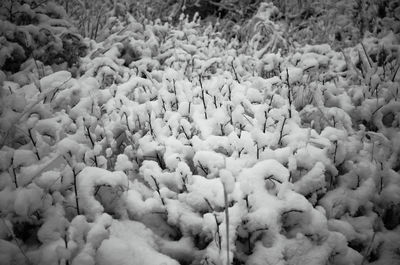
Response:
[333,140,338,164]
[85,126,95,147]
[392,63,400,82]
[151,175,165,206]
[199,76,208,119]
[286,68,292,118]
[73,168,80,215]
[28,129,40,160]
[173,79,179,109]
[9,158,17,188]
[278,117,287,146]
[64,227,70,265]
[231,61,240,83]
[223,187,230,265]
[148,111,154,136]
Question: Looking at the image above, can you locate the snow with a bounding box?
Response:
[220,169,235,194]
[280,66,303,85]
[96,220,179,265]
[39,71,72,92]
[1,2,400,265]
[293,162,326,196]
[77,167,128,219]
[193,150,225,176]
[14,184,43,217]
[37,205,68,244]
[239,159,290,186]
[0,239,26,265]
[13,149,38,167]
[114,154,133,172]
[186,174,225,208]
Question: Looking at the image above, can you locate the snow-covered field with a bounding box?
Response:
[1,1,400,265]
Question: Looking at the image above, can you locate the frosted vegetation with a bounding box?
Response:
[0,0,400,265]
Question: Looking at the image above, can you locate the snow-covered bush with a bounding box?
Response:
[0,0,87,73]
[1,1,400,265]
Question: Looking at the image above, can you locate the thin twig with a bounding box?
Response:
[150,175,165,206]
[286,68,292,118]
[361,42,372,69]
[231,61,240,83]
[73,168,80,215]
[28,129,40,160]
[392,63,400,82]
[278,117,287,146]
[361,232,376,265]
[199,76,208,119]
[223,186,230,265]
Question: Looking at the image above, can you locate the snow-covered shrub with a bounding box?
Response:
[1,1,400,265]
[0,0,87,73]
[239,2,287,54]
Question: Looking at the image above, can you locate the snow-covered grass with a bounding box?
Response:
[1,1,400,265]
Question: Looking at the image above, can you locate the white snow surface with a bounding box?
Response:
[1,3,399,265]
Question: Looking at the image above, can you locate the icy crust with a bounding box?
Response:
[1,3,400,265]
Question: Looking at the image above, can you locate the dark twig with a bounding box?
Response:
[199,76,208,119]
[286,68,292,118]
[85,125,95,147]
[150,175,165,206]
[231,61,240,83]
[28,129,40,160]
[73,168,80,215]
[278,117,287,146]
